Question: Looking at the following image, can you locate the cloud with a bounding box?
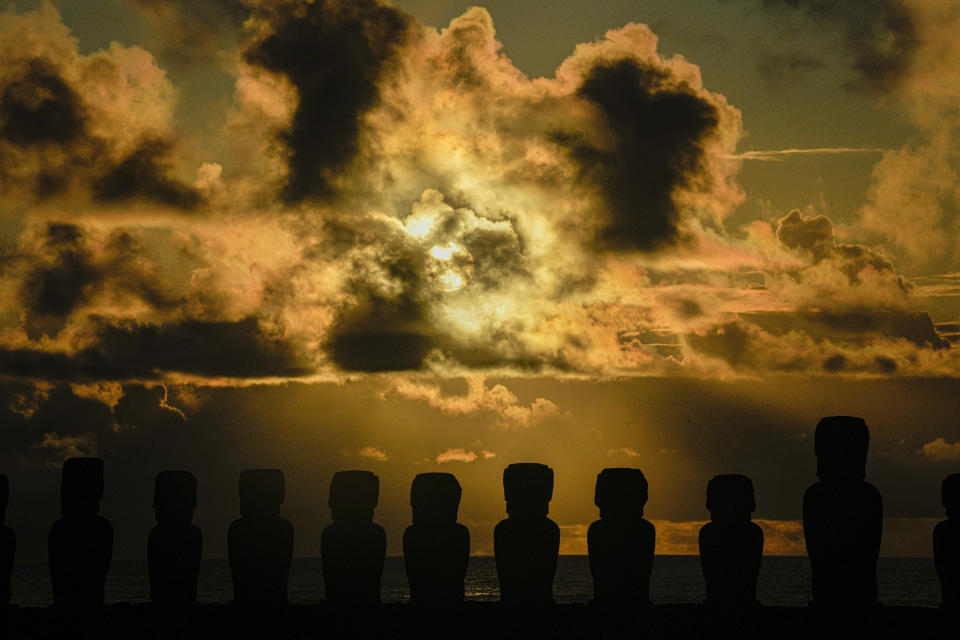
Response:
[381,376,559,427]
[241,0,416,202]
[0,6,200,210]
[0,2,953,388]
[358,445,388,461]
[608,447,640,457]
[753,0,918,92]
[435,448,477,464]
[920,437,960,462]
[0,317,312,381]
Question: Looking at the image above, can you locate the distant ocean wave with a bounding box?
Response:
[9,556,941,608]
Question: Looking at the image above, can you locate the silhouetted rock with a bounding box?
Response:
[322,470,385,606]
[48,457,113,608]
[494,463,559,605]
[699,474,763,609]
[803,416,882,608]
[935,472,960,610]
[0,474,13,607]
[588,467,654,606]
[228,469,293,604]
[403,472,469,604]
[149,470,201,607]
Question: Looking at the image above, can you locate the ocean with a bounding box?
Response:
[8,556,942,608]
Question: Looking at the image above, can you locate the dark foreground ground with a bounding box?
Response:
[1,602,958,639]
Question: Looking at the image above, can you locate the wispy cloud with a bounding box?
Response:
[728,148,888,161]
[920,437,960,462]
[358,446,388,462]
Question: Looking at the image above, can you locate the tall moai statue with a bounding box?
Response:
[588,468,655,606]
[935,473,960,610]
[494,463,559,605]
[699,474,763,608]
[803,416,882,608]
[403,472,470,604]
[48,457,113,607]
[0,475,14,607]
[228,469,293,604]
[149,470,202,607]
[322,471,386,605]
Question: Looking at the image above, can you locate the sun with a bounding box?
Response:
[426,242,475,292]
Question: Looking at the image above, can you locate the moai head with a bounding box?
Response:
[814,416,869,483]
[329,470,379,521]
[943,473,960,520]
[706,474,755,522]
[410,472,461,525]
[594,468,648,519]
[0,474,7,525]
[154,470,197,525]
[503,463,553,517]
[61,457,104,517]
[239,469,284,518]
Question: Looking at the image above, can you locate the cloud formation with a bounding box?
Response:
[0,1,953,391]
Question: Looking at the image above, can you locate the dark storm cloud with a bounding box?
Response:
[556,59,720,252]
[21,223,100,340]
[755,0,918,92]
[0,57,200,208]
[686,309,948,372]
[0,59,86,147]
[19,223,184,340]
[243,0,415,202]
[747,309,950,350]
[93,138,202,209]
[776,210,911,293]
[323,223,435,372]
[0,317,311,380]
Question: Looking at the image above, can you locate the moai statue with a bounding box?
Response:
[494,463,559,605]
[802,416,882,608]
[322,471,386,605]
[0,475,14,607]
[48,457,113,607]
[699,474,763,609]
[149,471,202,607]
[228,469,293,604]
[403,472,470,604]
[935,473,960,610]
[588,468,655,606]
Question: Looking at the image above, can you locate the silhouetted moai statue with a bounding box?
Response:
[935,473,960,610]
[149,470,202,607]
[494,463,559,605]
[228,469,293,604]
[803,416,882,608]
[699,474,763,609]
[322,470,386,605]
[0,475,14,607]
[588,467,654,606]
[403,472,470,604]
[48,457,113,608]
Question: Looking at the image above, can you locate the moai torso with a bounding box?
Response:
[494,463,559,605]
[322,470,385,605]
[49,458,112,608]
[699,474,764,608]
[149,470,202,606]
[228,469,293,604]
[403,472,469,604]
[587,468,654,605]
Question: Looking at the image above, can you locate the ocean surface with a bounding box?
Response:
[10,556,941,608]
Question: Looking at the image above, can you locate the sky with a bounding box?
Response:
[0,0,959,562]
